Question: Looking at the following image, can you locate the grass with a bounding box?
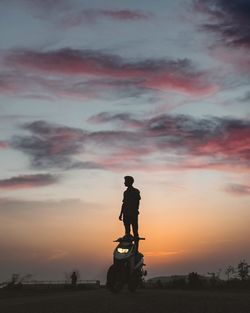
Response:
[0,288,250,313]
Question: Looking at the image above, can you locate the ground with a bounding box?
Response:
[0,288,250,313]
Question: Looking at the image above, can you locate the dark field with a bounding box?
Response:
[0,288,250,313]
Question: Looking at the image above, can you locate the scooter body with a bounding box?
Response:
[106,236,147,293]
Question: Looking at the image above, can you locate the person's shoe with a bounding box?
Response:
[123,234,134,241]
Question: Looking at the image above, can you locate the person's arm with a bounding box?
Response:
[137,189,141,213]
[119,192,125,220]
[119,204,124,220]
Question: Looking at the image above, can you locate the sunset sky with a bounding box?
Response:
[0,0,250,282]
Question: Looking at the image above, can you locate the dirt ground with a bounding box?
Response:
[0,288,250,313]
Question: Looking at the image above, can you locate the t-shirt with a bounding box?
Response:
[122,186,141,216]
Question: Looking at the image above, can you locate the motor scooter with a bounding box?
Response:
[106,236,147,293]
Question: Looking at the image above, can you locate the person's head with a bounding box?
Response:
[124,175,134,187]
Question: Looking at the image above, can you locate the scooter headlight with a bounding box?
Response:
[117,248,129,254]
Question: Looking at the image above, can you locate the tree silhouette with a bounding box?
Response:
[225,265,235,280]
[188,272,202,288]
[237,260,249,281]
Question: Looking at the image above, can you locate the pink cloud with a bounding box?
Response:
[99,9,151,20]
[5,49,218,96]
[196,123,250,163]
[0,141,8,149]
[60,9,152,28]
[144,72,217,95]
[224,183,250,196]
[11,114,250,173]
[0,174,58,189]
[14,1,152,27]
[209,46,250,74]
[89,113,250,172]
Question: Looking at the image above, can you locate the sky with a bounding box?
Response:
[0,0,249,283]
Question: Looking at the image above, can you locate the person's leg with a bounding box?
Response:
[131,215,139,252]
[123,215,131,236]
[131,215,139,238]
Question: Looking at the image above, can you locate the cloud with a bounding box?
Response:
[94,9,151,20]
[47,249,69,261]
[11,120,103,170]
[240,91,250,102]
[88,112,144,129]
[23,1,152,25]
[12,114,250,173]
[1,0,152,30]
[0,70,157,101]
[12,121,88,169]
[4,48,217,97]
[144,250,184,257]
[0,73,19,94]
[89,112,250,171]
[60,9,152,28]
[194,0,250,73]
[65,161,104,170]
[0,71,49,98]
[0,174,58,189]
[195,0,250,48]
[0,197,86,214]
[0,141,8,149]
[224,183,250,196]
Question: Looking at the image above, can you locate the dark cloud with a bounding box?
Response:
[0,70,157,101]
[0,71,57,99]
[89,112,144,129]
[144,115,249,157]
[4,48,217,96]
[12,121,87,169]
[195,0,250,48]
[240,91,250,102]
[5,48,183,74]
[65,161,104,170]
[77,78,157,100]
[93,9,151,20]
[89,112,250,170]
[224,183,250,195]
[12,114,250,172]
[0,174,58,189]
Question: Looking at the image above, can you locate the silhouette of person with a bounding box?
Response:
[119,176,141,239]
[71,271,77,285]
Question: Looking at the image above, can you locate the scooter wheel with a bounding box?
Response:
[106,265,123,293]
